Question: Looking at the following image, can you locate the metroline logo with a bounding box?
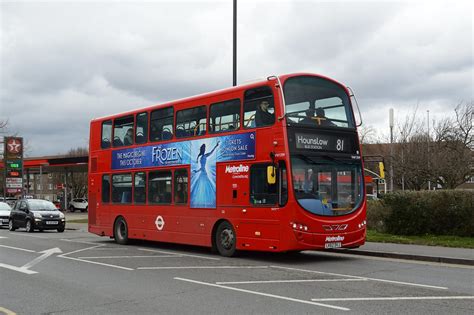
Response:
[225,164,249,174]
[325,236,344,242]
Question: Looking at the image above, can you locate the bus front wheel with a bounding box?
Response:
[215,221,236,257]
[114,217,129,245]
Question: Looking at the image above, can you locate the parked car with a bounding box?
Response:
[0,197,17,207]
[9,199,66,233]
[0,202,12,227]
[69,198,88,212]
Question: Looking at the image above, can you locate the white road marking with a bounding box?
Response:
[138,266,269,270]
[270,266,449,290]
[175,277,350,311]
[0,244,36,253]
[314,250,474,269]
[0,247,62,274]
[60,255,134,271]
[22,247,62,269]
[78,255,182,259]
[0,236,8,239]
[10,233,45,239]
[0,306,17,315]
[59,244,104,257]
[60,239,102,245]
[0,263,37,275]
[87,247,128,250]
[311,296,474,302]
[138,248,220,261]
[216,278,368,285]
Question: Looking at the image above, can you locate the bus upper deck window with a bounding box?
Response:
[101,120,112,149]
[135,112,148,144]
[244,86,275,128]
[209,99,241,133]
[176,106,207,138]
[150,107,174,142]
[113,116,134,147]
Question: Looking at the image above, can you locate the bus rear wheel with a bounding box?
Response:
[114,217,129,245]
[215,221,236,257]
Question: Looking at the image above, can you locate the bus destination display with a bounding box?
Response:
[293,132,355,154]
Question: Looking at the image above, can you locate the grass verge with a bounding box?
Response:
[367,229,474,249]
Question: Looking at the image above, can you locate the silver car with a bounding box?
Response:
[69,198,88,212]
[0,202,12,227]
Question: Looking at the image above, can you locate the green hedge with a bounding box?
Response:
[367,190,474,237]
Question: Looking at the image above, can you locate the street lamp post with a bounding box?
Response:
[233,0,237,86]
[427,110,431,190]
[389,108,394,192]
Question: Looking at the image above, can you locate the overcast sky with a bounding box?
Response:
[1,0,472,157]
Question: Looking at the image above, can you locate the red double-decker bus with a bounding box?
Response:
[88,73,366,256]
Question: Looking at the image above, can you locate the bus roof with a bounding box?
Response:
[90,72,346,122]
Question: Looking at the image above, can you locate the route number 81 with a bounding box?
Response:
[336,139,344,151]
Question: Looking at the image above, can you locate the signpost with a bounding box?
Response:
[3,137,24,197]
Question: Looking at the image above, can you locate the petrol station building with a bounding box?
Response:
[1,154,88,209]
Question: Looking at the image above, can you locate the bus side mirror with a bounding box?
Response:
[267,166,276,185]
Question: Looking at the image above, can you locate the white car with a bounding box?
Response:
[69,198,88,212]
[0,202,12,227]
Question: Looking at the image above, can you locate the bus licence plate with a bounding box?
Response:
[2,219,8,223]
[46,221,58,225]
[324,242,341,249]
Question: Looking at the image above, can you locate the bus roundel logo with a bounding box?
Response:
[155,215,165,231]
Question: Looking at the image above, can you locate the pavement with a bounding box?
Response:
[64,211,474,266]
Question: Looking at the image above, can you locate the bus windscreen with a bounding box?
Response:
[283,76,355,128]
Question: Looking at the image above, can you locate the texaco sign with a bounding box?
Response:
[5,137,23,159]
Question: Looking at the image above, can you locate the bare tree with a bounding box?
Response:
[432,101,473,188]
[385,101,473,190]
[390,107,433,190]
[62,147,89,199]
[358,125,378,144]
[0,119,9,158]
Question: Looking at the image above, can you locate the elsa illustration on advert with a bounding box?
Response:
[191,141,220,208]
[194,141,219,175]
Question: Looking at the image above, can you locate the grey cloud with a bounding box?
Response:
[1,0,472,156]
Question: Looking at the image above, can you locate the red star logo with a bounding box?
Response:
[7,139,22,154]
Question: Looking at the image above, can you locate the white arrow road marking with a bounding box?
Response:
[0,245,36,253]
[21,247,62,269]
[1,247,63,274]
[0,306,17,315]
[0,263,37,274]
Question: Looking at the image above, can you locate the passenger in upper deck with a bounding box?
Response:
[255,101,275,127]
[124,128,133,145]
[300,107,336,127]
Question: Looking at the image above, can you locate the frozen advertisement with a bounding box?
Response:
[217,132,256,161]
[112,142,191,170]
[111,131,255,208]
